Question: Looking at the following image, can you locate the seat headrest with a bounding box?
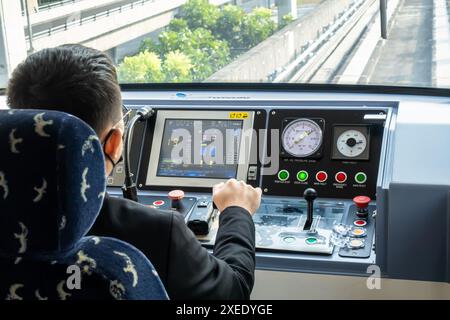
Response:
[0,109,106,258]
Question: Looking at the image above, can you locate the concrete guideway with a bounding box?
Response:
[288,0,380,83]
[349,0,450,88]
[363,0,434,87]
[208,0,357,82]
[334,0,400,84]
[433,0,450,87]
[209,0,450,89]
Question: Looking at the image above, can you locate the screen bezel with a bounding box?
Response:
[144,110,255,188]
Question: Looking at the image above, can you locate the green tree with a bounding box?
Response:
[241,7,277,49]
[132,2,279,82]
[163,51,193,82]
[167,18,190,33]
[118,51,163,83]
[139,38,159,54]
[177,0,220,30]
[213,5,246,54]
[154,27,230,81]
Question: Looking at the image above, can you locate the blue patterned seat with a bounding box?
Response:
[0,109,168,300]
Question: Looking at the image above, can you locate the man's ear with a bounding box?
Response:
[104,128,123,161]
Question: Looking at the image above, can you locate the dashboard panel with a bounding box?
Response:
[107,99,390,270]
[102,84,450,285]
[262,107,385,199]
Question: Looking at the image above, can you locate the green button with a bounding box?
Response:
[283,236,296,244]
[278,170,289,181]
[297,170,309,182]
[355,172,367,184]
[305,237,317,245]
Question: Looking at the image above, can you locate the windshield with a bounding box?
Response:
[1,0,448,88]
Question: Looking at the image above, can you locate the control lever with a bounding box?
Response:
[187,200,215,236]
[303,188,317,231]
[168,190,185,210]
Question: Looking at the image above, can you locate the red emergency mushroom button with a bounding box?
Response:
[353,196,371,209]
[353,195,371,218]
[168,190,185,210]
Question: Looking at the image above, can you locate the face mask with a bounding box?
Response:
[103,107,131,169]
[103,129,123,169]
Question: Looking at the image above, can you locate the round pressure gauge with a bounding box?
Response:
[336,129,367,158]
[282,119,323,157]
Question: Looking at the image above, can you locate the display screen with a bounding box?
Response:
[156,119,243,179]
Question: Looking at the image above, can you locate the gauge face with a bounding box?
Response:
[282,119,323,157]
[337,129,367,158]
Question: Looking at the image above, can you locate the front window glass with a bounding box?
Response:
[0,0,447,88]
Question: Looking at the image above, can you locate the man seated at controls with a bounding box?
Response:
[6,44,262,300]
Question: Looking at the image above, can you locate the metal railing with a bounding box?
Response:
[39,0,79,11]
[27,0,156,40]
[22,0,80,15]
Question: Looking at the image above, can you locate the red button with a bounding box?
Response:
[335,171,347,183]
[354,219,367,227]
[152,200,165,206]
[316,171,328,183]
[168,189,185,201]
[353,196,371,210]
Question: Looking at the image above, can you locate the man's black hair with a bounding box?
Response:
[6,44,122,134]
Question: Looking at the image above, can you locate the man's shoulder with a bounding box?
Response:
[97,195,177,231]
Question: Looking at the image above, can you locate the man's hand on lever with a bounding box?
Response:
[212,179,262,215]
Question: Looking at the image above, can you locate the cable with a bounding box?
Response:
[122,106,154,201]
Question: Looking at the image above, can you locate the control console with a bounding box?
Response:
[108,104,388,261]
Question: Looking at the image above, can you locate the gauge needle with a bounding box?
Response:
[294,130,312,144]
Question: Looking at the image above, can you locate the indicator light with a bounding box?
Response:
[152,200,165,206]
[283,236,296,244]
[305,237,318,245]
[354,219,367,227]
[351,227,367,237]
[316,171,328,182]
[278,170,290,181]
[355,172,367,184]
[348,239,365,249]
[335,171,347,183]
[297,170,309,182]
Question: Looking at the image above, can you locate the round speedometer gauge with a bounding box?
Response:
[282,119,323,157]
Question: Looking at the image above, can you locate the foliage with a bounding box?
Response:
[118,51,163,83]
[162,51,193,83]
[280,14,294,29]
[176,0,220,30]
[124,0,284,82]
[240,8,277,49]
[213,5,246,52]
[151,27,231,81]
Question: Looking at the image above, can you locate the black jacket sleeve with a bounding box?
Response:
[166,206,255,300]
[89,196,256,300]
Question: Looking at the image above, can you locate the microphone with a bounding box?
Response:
[122,107,155,201]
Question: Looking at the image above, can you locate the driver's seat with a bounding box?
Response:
[0,109,168,300]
